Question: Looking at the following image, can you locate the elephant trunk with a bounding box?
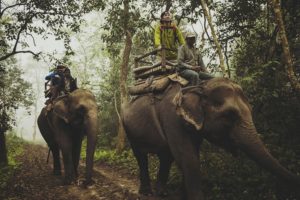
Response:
[232,121,300,186]
[84,110,98,183]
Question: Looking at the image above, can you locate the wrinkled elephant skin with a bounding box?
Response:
[122,77,300,200]
[38,89,99,186]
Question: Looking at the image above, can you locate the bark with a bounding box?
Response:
[268,0,300,92]
[200,0,227,76]
[0,131,8,166]
[116,0,132,152]
[32,71,40,141]
[33,104,37,141]
[165,0,172,11]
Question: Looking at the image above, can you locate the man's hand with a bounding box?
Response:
[193,66,207,72]
[192,66,202,72]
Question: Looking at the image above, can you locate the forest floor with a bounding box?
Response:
[1,143,181,200]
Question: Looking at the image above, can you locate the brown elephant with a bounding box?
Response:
[37,89,99,185]
[122,77,300,200]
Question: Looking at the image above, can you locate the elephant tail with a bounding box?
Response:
[46,148,51,164]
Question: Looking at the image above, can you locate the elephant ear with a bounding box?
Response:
[173,91,204,131]
[53,97,70,123]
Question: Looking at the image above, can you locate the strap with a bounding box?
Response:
[160,25,178,45]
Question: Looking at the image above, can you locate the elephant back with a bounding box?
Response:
[128,73,189,96]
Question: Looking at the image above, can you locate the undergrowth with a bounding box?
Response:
[0,133,26,196]
[95,149,182,188]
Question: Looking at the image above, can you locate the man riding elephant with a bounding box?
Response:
[38,84,98,186]
[44,64,77,110]
[177,32,213,85]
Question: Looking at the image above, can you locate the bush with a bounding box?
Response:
[0,133,26,195]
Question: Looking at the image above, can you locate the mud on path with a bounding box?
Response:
[1,144,180,200]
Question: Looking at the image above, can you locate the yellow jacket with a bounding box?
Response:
[154,22,185,60]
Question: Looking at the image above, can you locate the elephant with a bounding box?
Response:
[122,77,300,200]
[37,88,99,185]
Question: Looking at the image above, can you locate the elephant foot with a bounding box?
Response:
[62,179,72,185]
[155,183,169,197]
[77,178,95,188]
[62,176,76,185]
[155,188,168,197]
[53,170,62,176]
[139,185,153,196]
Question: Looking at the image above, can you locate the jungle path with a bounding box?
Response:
[1,144,180,200]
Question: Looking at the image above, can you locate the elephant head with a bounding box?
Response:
[175,77,300,186]
[52,89,98,184]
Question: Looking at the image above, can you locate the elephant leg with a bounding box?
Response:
[166,128,204,200]
[37,110,61,175]
[174,148,204,200]
[132,146,152,195]
[181,158,204,200]
[72,136,83,178]
[156,151,173,197]
[56,132,75,185]
[51,144,61,176]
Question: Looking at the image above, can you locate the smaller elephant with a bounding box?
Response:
[38,89,99,185]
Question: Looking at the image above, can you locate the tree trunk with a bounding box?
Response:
[200,0,227,76]
[0,131,8,166]
[165,0,172,11]
[33,105,37,141]
[293,2,300,63]
[268,0,300,92]
[116,0,132,152]
[33,70,41,141]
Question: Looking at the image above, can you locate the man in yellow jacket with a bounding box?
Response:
[154,11,185,61]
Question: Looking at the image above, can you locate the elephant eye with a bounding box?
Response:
[76,105,86,115]
[222,109,240,121]
[212,98,224,106]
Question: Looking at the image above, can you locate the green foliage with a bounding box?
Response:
[0,134,26,193]
[0,0,106,61]
[221,2,300,199]
[0,62,33,133]
[96,57,122,148]
[68,9,123,149]
[68,12,109,89]
[93,148,181,185]
[215,0,266,36]
[95,149,137,170]
[102,0,149,56]
[199,142,280,200]
[5,133,25,165]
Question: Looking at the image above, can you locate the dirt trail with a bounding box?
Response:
[1,144,177,200]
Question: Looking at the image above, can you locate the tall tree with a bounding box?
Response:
[200,0,227,76]
[102,0,148,151]
[32,69,41,141]
[267,0,300,93]
[116,0,133,152]
[70,12,108,91]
